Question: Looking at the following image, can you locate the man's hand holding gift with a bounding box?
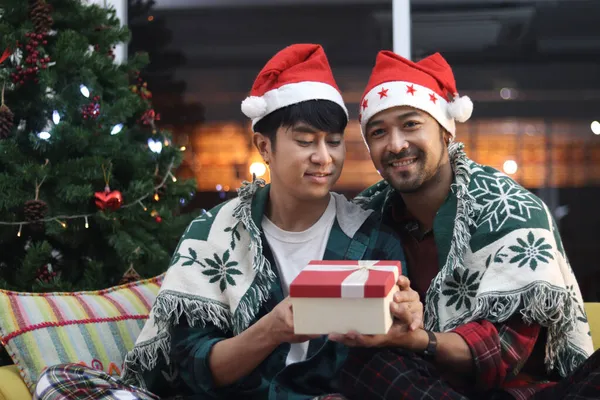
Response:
[329,276,428,351]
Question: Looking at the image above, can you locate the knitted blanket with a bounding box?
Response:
[354,142,594,377]
[120,179,374,386]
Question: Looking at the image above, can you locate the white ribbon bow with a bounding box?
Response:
[303,261,398,298]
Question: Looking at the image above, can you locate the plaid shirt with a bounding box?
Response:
[151,186,407,400]
[453,318,557,396]
[339,346,600,400]
[391,200,556,396]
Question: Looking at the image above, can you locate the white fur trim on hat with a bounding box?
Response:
[241,96,268,119]
[447,95,473,123]
[243,81,349,129]
[360,81,456,137]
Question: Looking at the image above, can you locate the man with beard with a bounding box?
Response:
[329,51,599,399]
[33,44,419,400]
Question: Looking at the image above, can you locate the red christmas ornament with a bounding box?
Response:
[82,96,101,120]
[10,31,51,86]
[35,263,57,283]
[155,216,162,223]
[0,48,10,65]
[140,109,160,125]
[94,185,123,210]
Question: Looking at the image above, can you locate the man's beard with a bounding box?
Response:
[384,147,445,194]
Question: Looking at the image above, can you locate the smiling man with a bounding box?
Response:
[331,50,598,400]
[33,44,418,400]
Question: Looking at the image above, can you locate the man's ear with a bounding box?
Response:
[442,129,452,146]
[253,132,272,164]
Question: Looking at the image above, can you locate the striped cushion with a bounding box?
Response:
[0,274,164,394]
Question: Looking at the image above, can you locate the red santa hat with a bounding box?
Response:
[241,44,348,129]
[359,51,473,137]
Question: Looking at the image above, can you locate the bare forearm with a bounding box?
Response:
[433,332,473,375]
[401,330,474,377]
[209,317,279,387]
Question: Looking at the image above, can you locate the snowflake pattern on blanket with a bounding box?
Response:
[354,142,594,378]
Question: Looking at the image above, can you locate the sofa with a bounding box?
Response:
[0,275,164,400]
[1,303,599,400]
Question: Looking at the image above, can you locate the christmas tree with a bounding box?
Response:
[0,0,197,293]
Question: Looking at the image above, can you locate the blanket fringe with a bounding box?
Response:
[353,180,389,209]
[231,178,277,334]
[352,142,589,377]
[425,142,477,330]
[444,282,584,377]
[232,278,273,335]
[444,142,477,279]
[152,290,232,332]
[121,331,171,388]
[121,291,232,386]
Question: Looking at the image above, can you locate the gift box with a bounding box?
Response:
[289,260,402,335]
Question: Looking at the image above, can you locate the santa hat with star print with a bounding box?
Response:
[359,51,473,137]
[241,43,348,129]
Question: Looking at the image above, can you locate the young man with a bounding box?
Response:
[330,50,598,399]
[34,44,416,400]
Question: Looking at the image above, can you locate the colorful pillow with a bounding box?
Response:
[0,274,164,394]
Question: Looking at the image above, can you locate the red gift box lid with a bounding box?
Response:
[289,260,401,298]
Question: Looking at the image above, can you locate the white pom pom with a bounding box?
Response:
[241,96,268,119]
[448,95,473,123]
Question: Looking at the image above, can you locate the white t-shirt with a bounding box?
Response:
[262,194,337,365]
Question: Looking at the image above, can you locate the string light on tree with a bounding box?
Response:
[147,138,162,154]
[37,130,51,140]
[0,158,178,235]
[79,84,90,98]
[0,0,201,296]
[150,209,161,223]
[110,123,123,135]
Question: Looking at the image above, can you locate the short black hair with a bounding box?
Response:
[253,100,348,147]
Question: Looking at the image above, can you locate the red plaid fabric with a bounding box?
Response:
[33,363,348,400]
[339,347,600,400]
[530,348,600,399]
[452,317,553,393]
[339,348,470,400]
[33,364,161,400]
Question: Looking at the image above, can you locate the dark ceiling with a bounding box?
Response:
[130,0,600,123]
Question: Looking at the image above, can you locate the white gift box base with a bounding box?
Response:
[292,287,399,335]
